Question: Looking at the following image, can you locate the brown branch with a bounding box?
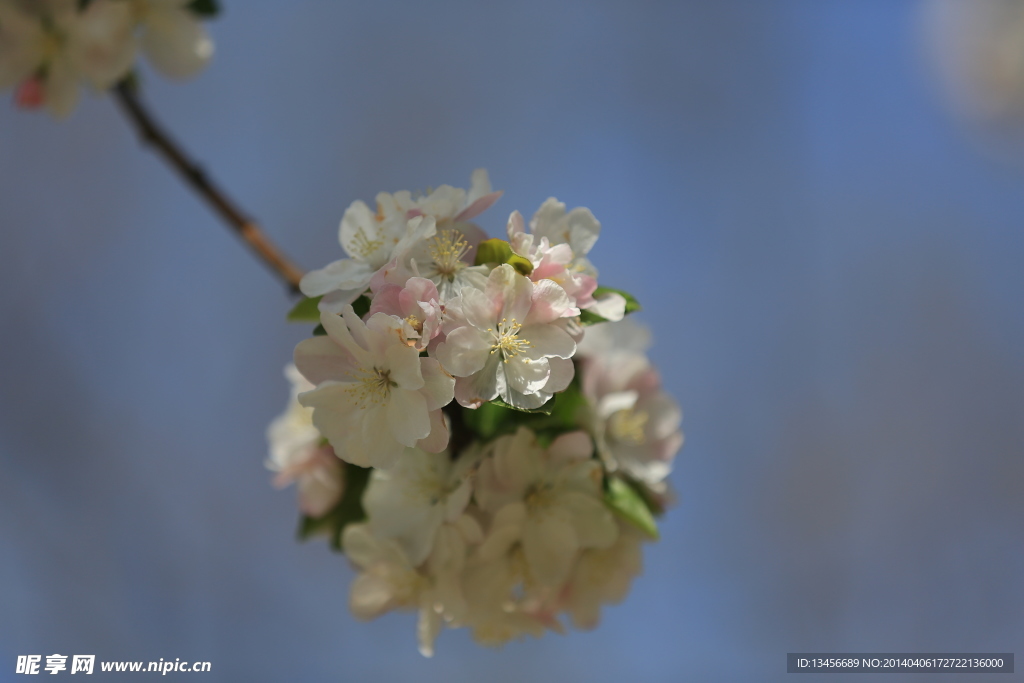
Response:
[113,82,305,293]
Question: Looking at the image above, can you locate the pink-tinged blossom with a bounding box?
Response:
[506,210,602,314]
[367,277,443,351]
[293,307,455,469]
[434,264,579,410]
[578,320,684,485]
[526,198,627,321]
[303,171,502,311]
[265,364,343,517]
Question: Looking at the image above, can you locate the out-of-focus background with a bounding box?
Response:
[2,1,1023,681]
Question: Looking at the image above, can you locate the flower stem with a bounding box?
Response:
[112,81,305,293]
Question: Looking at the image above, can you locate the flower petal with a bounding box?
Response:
[416,409,450,453]
[385,342,424,391]
[387,388,430,447]
[300,258,373,297]
[141,5,212,80]
[435,327,491,377]
[419,359,455,411]
[522,514,579,586]
[518,323,576,359]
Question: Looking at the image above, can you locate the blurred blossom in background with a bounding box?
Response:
[1,2,1023,681]
[925,0,1024,159]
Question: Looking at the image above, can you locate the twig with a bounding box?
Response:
[113,82,305,293]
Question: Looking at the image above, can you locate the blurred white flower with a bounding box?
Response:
[578,320,683,485]
[925,0,1024,127]
[131,0,213,79]
[362,446,478,566]
[435,264,579,410]
[475,428,618,587]
[265,364,343,517]
[343,515,482,657]
[559,520,645,630]
[293,307,454,469]
[3,0,136,117]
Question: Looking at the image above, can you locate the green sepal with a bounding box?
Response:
[312,324,327,336]
[187,0,220,17]
[604,475,659,539]
[287,295,322,323]
[579,286,642,325]
[297,462,371,551]
[474,238,534,276]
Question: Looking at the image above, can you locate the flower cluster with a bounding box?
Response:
[0,0,216,117]
[268,171,684,655]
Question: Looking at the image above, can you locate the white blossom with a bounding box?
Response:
[265,364,343,517]
[474,427,618,587]
[131,0,213,80]
[303,171,502,312]
[3,0,136,117]
[362,446,478,566]
[434,264,579,410]
[293,307,454,469]
[578,320,684,485]
[559,520,645,630]
[342,515,482,657]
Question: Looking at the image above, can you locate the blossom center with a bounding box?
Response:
[347,226,385,261]
[523,481,556,511]
[489,318,531,362]
[404,314,423,333]
[608,408,648,445]
[345,367,396,408]
[427,229,469,281]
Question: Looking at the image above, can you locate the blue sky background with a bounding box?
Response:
[1,1,1022,681]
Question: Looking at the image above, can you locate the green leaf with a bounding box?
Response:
[312,324,327,336]
[187,0,220,17]
[461,374,587,445]
[579,309,609,326]
[605,476,659,539]
[489,397,553,415]
[287,295,322,322]
[297,462,371,551]
[351,294,371,318]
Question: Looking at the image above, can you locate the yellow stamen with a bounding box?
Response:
[489,318,531,363]
[427,229,470,280]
